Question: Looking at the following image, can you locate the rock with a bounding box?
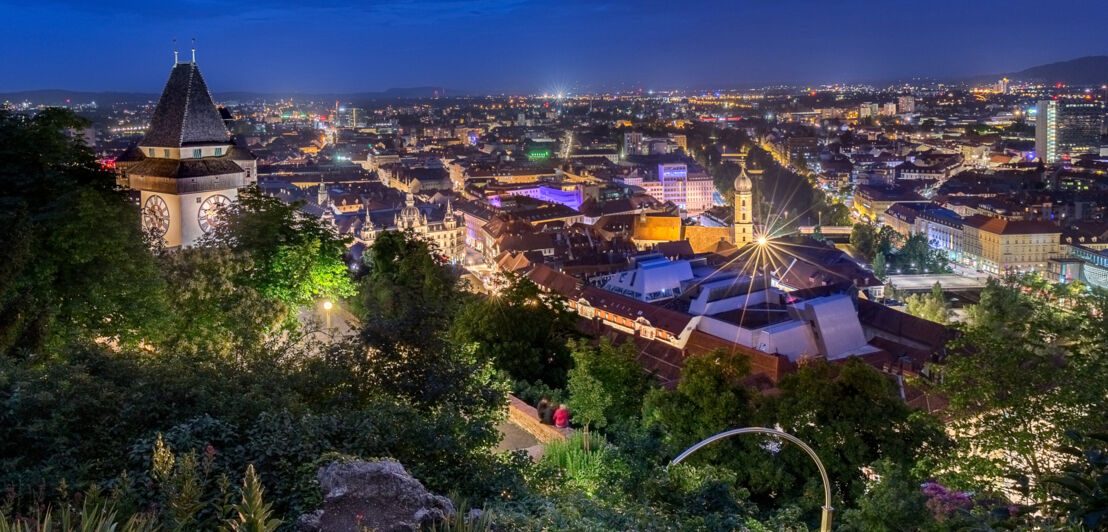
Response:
[297,459,455,532]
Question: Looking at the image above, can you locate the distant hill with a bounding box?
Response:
[2,86,462,106]
[0,89,157,106]
[1008,56,1108,85]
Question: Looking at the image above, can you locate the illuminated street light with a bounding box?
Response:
[323,300,333,329]
[757,236,768,246]
[671,427,834,531]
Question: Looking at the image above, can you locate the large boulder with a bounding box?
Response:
[296,459,455,532]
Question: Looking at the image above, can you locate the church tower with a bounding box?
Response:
[128,53,251,248]
[733,151,755,246]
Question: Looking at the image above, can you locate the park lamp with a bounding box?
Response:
[322,300,333,311]
[670,427,834,532]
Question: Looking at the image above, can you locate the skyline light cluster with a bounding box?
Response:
[2,0,1108,92]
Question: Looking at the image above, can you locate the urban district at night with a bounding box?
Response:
[2,1,1108,530]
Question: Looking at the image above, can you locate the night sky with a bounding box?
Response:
[2,0,1107,94]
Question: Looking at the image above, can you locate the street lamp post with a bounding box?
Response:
[322,300,333,329]
[670,427,834,532]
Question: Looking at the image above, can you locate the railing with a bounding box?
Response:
[670,427,834,531]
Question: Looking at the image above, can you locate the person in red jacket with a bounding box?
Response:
[553,404,569,428]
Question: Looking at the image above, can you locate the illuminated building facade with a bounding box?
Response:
[733,159,754,246]
[126,58,255,248]
[1036,99,1103,163]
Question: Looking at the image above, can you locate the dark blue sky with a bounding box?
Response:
[1,0,1107,93]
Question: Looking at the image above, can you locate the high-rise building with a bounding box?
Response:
[1036,99,1103,163]
[897,95,915,114]
[995,78,1009,94]
[128,58,255,248]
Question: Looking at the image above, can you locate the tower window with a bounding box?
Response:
[149,148,154,157]
[215,147,223,156]
[163,149,170,158]
[193,148,202,158]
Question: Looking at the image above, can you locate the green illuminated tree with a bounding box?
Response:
[904,282,950,324]
[202,185,354,308]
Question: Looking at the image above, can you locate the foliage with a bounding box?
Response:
[539,433,627,497]
[1042,426,1108,530]
[871,250,887,280]
[642,349,755,459]
[202,185,354,308]
[0,109,167,357]
[940,275,1108,501]
[567,338,652,423]
[225,464,282,532]
[903,282,950,324]
[157,246,289,358]
[510,379,566,407]
[766,359,949,508]
[357,229,456,351]
[566,367,609,451]
[886,233,950,275]
[452,273,576,387]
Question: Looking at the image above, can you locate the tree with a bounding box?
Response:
[202,185,354,308]
[766,359,949,507]
[158,246,289,358]
[940,277,1108,501]
[839,460,934,531]
[1042,425,1108,530]
[872,251,888,281]
[357,230,457,351]
[642,350,755,459]
[0,109,168,357]
[354,230,508,425]
[850,223,877,260]
[904,282,950,324]
[567,368,610,452]
[888,233,949,275]
[452,273,576,387]
[567,338,652,422]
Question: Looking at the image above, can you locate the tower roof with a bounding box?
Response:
[733,163,753,193]
[142,62,231,148]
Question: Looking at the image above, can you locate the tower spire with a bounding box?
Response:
[173,38,178,65]
[191,38,196,63]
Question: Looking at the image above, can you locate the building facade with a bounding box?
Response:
[126,60,255,248]
[1036,99,1103,163]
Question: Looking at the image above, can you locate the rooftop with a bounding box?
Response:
[142,62,232,149]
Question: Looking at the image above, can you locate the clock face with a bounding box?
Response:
[197,194,232,233]
[142,195,171,237]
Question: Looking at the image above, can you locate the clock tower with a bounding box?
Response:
[128,55,251,248]
[733,152,755,246]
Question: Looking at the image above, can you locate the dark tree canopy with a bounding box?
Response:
[0,109,167,357]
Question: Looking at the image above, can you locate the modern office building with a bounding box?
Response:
[1036,99,1103,163]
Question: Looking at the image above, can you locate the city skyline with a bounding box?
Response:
[3,0,1108,93]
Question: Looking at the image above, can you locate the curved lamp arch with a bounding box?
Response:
[669,427,834,531]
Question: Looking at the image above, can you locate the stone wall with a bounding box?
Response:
[507,394,571,443]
